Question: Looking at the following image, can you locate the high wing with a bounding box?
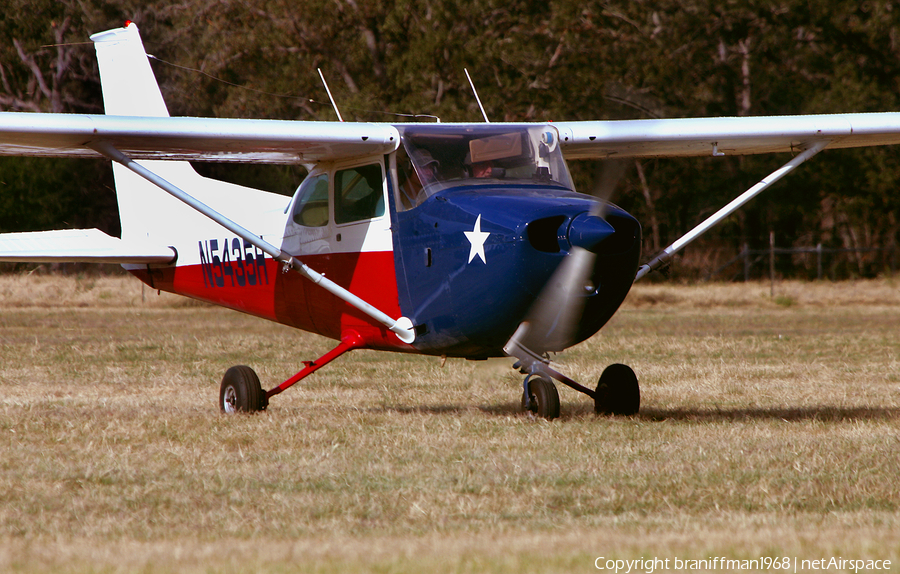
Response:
[554,113,900,159]
[4,112,900,165]
[0,112,398,164]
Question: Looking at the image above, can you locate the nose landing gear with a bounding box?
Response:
[515,361,639,420]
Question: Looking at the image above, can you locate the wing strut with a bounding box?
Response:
[635,140,829,281]
[90,141,416,344]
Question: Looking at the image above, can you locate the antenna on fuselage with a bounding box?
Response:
[464,68,490,123]
[317,68,344,122]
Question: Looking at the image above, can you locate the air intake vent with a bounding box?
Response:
[527,215,567,253]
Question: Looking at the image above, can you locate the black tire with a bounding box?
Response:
[594,363,639,416]
[521,376,561,420]
[220,365,266,413]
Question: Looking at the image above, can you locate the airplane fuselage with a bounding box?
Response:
[129,124,641,359]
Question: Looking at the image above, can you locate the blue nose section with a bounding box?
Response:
[567,213,616,252]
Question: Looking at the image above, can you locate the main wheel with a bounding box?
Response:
[521,376,560,420]
[220,365,266,413]
[594,363,639,416]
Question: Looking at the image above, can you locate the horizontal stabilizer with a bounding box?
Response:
[0,229,176,264]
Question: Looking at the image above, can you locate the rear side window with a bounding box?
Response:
[335,164,385,224]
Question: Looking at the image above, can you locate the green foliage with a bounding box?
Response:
[1,0,899,277]
[0,157,117,233]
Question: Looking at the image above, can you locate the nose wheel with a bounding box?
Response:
[521,375,560,420]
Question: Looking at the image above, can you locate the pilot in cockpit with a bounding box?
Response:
[397,148,440,210]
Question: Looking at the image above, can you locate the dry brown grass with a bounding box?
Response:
[1,275,899,572]
[624,278,900,309]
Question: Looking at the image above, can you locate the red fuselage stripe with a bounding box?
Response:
[131,250,408,351]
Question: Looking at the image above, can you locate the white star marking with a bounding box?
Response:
[464,214,490,264]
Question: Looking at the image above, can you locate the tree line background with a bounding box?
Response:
[1,0,899,280]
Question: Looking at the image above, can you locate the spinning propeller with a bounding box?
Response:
[504,160,626,367]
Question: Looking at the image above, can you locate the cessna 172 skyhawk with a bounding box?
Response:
[2,23,900,419]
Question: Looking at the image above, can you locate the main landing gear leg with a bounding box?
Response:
[513,361,640,419]
[219,330,366,414]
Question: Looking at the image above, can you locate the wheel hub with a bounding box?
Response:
[222,385,237,414]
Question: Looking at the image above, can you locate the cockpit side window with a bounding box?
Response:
[395,145,420,211]
[335,163,385,224]
[291,173,330,227]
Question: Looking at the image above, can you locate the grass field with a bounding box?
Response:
[1,275,899,573]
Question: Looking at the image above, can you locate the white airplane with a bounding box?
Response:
[1,22,899,419]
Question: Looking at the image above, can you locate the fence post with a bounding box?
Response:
[743,242,750,282]
[817,243,823,280]
[893,244,897,276]
[769,231,776,297]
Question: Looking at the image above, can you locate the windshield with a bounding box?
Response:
[395,125,573,210]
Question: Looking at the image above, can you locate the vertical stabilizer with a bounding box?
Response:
[91,23,169,118]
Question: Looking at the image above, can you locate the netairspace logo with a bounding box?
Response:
[594,556,892,573]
